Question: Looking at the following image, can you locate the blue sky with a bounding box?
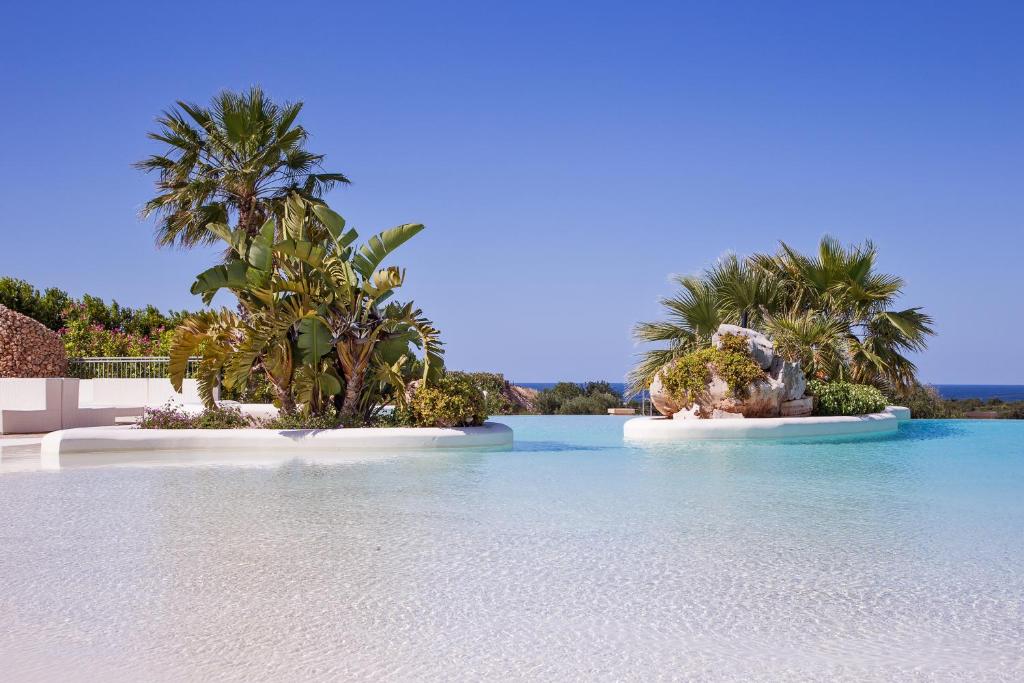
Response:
[2,1,1022,383]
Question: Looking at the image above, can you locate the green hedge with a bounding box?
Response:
[410,373,488,427]
[806,380,887,416]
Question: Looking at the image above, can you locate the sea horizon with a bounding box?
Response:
[513,382,1024,402]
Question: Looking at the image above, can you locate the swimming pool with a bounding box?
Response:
[1,417,1022,680]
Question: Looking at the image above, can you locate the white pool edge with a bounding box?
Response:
[624,406,910,441]
[41,421,513,459]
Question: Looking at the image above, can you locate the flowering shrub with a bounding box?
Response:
[59,303,173,358]
[137,403,253,429]
[806,380,887,416]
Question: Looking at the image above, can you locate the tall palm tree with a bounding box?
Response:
[136,86,349,248]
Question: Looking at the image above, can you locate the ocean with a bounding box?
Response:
[516,382,1024,402]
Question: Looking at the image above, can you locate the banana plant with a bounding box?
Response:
[168,193,444,420]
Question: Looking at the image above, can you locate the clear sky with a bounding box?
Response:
[2,1,1021,383]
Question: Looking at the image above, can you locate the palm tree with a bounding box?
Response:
[631,237,934,397]
[705,253,779,329]
[754,238,934,392]
[628,275,723,396]
[136,86,349,248]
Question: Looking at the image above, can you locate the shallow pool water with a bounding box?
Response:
[1,417,1023,681]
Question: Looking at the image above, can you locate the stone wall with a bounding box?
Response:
[0,304,68,378]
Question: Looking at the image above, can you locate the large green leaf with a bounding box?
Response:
[296,317,332,365]
[312,204,358,253]
[275,238,327,268]
[190,259,250,304]
[245,218,276,271]
[352,224,424,279]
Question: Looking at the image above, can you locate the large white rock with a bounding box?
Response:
[712,324,774,370]
[649,370,684,417]
[650,324,813,419]
[780,397,813,417]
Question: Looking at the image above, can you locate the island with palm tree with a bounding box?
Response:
[624,238,924,439]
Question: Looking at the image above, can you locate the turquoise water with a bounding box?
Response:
[1,417,1023,680]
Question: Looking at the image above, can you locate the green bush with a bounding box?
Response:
[533,381,627,415]
[661,335,765,407]
[192,406,253,429]
[900,383,958,419]
[410,373,488,427]
[263,408,342,430]
[806,380,888,416]
[556,392,621,415]
[447,371,519,415]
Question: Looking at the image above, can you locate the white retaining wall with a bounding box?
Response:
[623,406,910,442]
[40,422,514,463]
[0,378,204,434]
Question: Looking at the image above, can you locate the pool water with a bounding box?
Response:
[1,417,1023,680]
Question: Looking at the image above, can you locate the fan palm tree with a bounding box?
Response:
[628,275,723,396]
[705,253,779,329]
[631,237,934,397]
[136,86,349,248]
[755,237,933,392]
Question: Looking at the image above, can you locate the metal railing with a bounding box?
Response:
[68,356,201,379]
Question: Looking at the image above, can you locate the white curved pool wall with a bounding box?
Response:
[40,421,513,466]
[624,406,910,441]
[0,378,210,434]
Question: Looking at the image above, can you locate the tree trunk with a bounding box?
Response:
[275,384,297,414]
[339,374,364,426]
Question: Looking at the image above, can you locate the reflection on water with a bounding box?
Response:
[1,416,1023,680]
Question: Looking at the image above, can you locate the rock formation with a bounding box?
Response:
[649,324,813,419]
[0,304,69,378]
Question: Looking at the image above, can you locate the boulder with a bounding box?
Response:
[650,370,684,417]
[780,397,814,417]
[712,324,774,370]
[772,357,806,401]
[0,305,68,378]
[649,324,814,420]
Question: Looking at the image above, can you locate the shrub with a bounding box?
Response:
[137,403,254,429]
[900,383,959,419]
[192,406,253,429]
[556,392,621,415]
[532,381,628,415]
[263,409,341,430]
[410,373,488,427]
[448,371,518,415]
[137,403,195,429]
[661,337,765,407]
[807,380,887,416]
[716,332,750,355]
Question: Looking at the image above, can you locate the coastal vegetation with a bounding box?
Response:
[532,381,625,415]
[631,238,934,399]
[806,380,887,416]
